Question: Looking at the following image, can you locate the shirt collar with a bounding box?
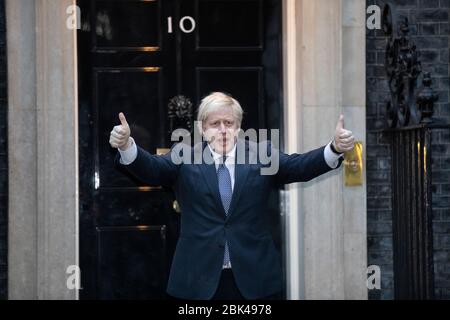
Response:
[207,142,237,162]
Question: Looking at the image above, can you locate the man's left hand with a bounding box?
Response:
[333,114,355,153]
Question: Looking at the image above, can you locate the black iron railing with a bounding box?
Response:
[386,124,436,299]
[381,3,449,299]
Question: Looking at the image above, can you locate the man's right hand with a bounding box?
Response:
[109,112,131,151]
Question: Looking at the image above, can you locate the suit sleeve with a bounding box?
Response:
[275,144,344,185]
[114,144,180,187]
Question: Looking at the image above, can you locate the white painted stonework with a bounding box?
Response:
[7,0,78,299]
[283,0,367,299]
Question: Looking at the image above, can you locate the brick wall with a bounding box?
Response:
[366,0,450,299]
[0,0,7,300]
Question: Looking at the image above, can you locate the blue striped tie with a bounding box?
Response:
[217,157,232,267]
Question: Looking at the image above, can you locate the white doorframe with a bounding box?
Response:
[282,0,303,300]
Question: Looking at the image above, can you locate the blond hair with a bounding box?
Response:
[197,92,243,126]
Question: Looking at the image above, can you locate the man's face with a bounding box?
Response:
[202,106,240,155]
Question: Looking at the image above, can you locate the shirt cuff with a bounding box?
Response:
[324,140,344,169]
[118,137,137,165]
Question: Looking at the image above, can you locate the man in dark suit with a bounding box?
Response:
[109,92,355,300]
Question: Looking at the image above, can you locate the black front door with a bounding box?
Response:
[78,0,283,299]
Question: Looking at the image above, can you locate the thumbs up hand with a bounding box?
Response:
[332,114,355,153]
[109,112,131,151]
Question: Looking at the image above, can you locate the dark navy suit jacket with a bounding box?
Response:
[115,138,343,299]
